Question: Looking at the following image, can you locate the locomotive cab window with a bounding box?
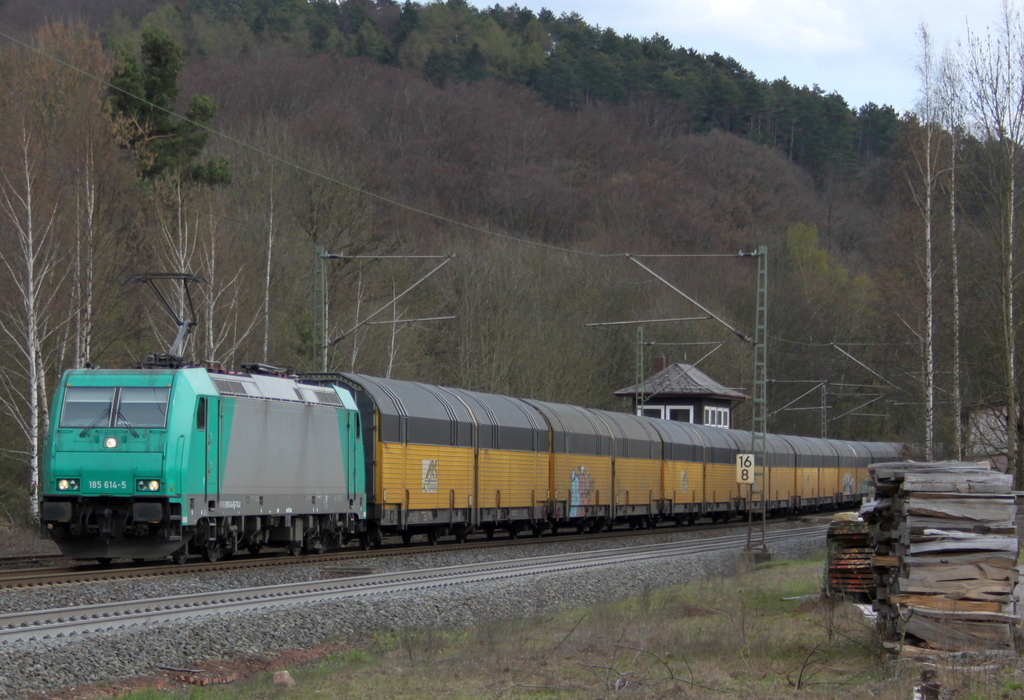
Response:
[196,397,207,431]
[60,387,115,428]
[60,386,170,430]
[117,387,169,428]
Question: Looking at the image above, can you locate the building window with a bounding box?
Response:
[668,407,693,423]
[640,406,664,419]
[703,407,729,428]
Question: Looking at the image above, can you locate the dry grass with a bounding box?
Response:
[0,521,59,556]
[117,551,1024,699]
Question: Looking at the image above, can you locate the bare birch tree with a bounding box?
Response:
[910,25,941,460]
[0,126,66,522]
[940,47,966,460]
[960,2,1024,485]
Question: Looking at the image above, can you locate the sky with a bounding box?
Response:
[477,0,1008,114]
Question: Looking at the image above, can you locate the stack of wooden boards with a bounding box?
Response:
[859,462,1021,653]
[825,512,873,598]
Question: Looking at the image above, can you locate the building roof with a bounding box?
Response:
[614,363,749,402]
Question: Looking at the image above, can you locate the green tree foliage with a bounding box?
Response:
[105,1,894,184]
[108,26,230,183]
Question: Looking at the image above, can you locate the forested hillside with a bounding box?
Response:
[0,0,1017,518]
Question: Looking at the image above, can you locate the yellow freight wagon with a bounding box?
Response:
[650,420,706,524]
[833,441,866,508]
[452,387,550,537]
[525,399,614,531]
[698,428,743,519]
[818,446,841,507]
[332,373,902,544]
[340,375,478,543]
[780,435,821,507]
[593,409,664,527]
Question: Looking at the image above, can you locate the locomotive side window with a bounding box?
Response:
[60,387,114,428]
[196,397,207,431]
[116,387,170,428]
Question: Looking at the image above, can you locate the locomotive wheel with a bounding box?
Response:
[246,544,263,556]
[286,541,301,556]
[203,542,222,563]
[171,547,188,566]
[96,557,113,567]
[358,533,371,550]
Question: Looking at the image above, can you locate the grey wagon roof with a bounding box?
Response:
[442,387,547,452]
[591,409,662,459]
[521,399,612,456]
[341,374,476,447]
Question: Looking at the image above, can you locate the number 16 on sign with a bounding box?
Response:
[736,454,755,484]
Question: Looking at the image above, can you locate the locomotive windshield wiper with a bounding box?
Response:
[79,408,111,437]
[115,410,140,438]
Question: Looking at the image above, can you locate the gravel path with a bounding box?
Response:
[0,522,827,699]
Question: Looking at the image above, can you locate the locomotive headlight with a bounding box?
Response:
[104,437,118,449]
[57,479,79,491]
[137,480,160,492]
[147,480,160,492]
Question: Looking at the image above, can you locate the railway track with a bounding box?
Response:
[0,515,828,589]
[0,524,827,644]
[0,553,66,569]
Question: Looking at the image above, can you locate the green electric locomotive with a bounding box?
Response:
[39,367,367,564]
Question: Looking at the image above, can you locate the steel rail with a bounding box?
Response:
[0,516,814,589]
[0,525,826,644]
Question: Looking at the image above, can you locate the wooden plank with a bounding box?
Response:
[903,552,1019,567]
[896,577,1013,601]
[902,473,1012,494]
[872,555,900,567]
[908,537,1019,555]
[904,498,1015,523]
[889,595,1004,613]
[908,530,1019,545]
[905,517,1016,533]
[902,615,1014,651]
[905,562,1018,583]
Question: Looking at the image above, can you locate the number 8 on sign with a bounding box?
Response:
[736,453,755,484]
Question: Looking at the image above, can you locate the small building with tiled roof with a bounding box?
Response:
[614,358,749,428]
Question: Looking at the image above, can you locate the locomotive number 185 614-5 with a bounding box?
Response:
[88,480,128,490]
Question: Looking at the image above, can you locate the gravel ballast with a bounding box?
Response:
[0,524,826,699]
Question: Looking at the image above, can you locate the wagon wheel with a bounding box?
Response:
[427,528,440,546]
[401,531,413,545]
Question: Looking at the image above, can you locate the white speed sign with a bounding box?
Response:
[736,453,755,484]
